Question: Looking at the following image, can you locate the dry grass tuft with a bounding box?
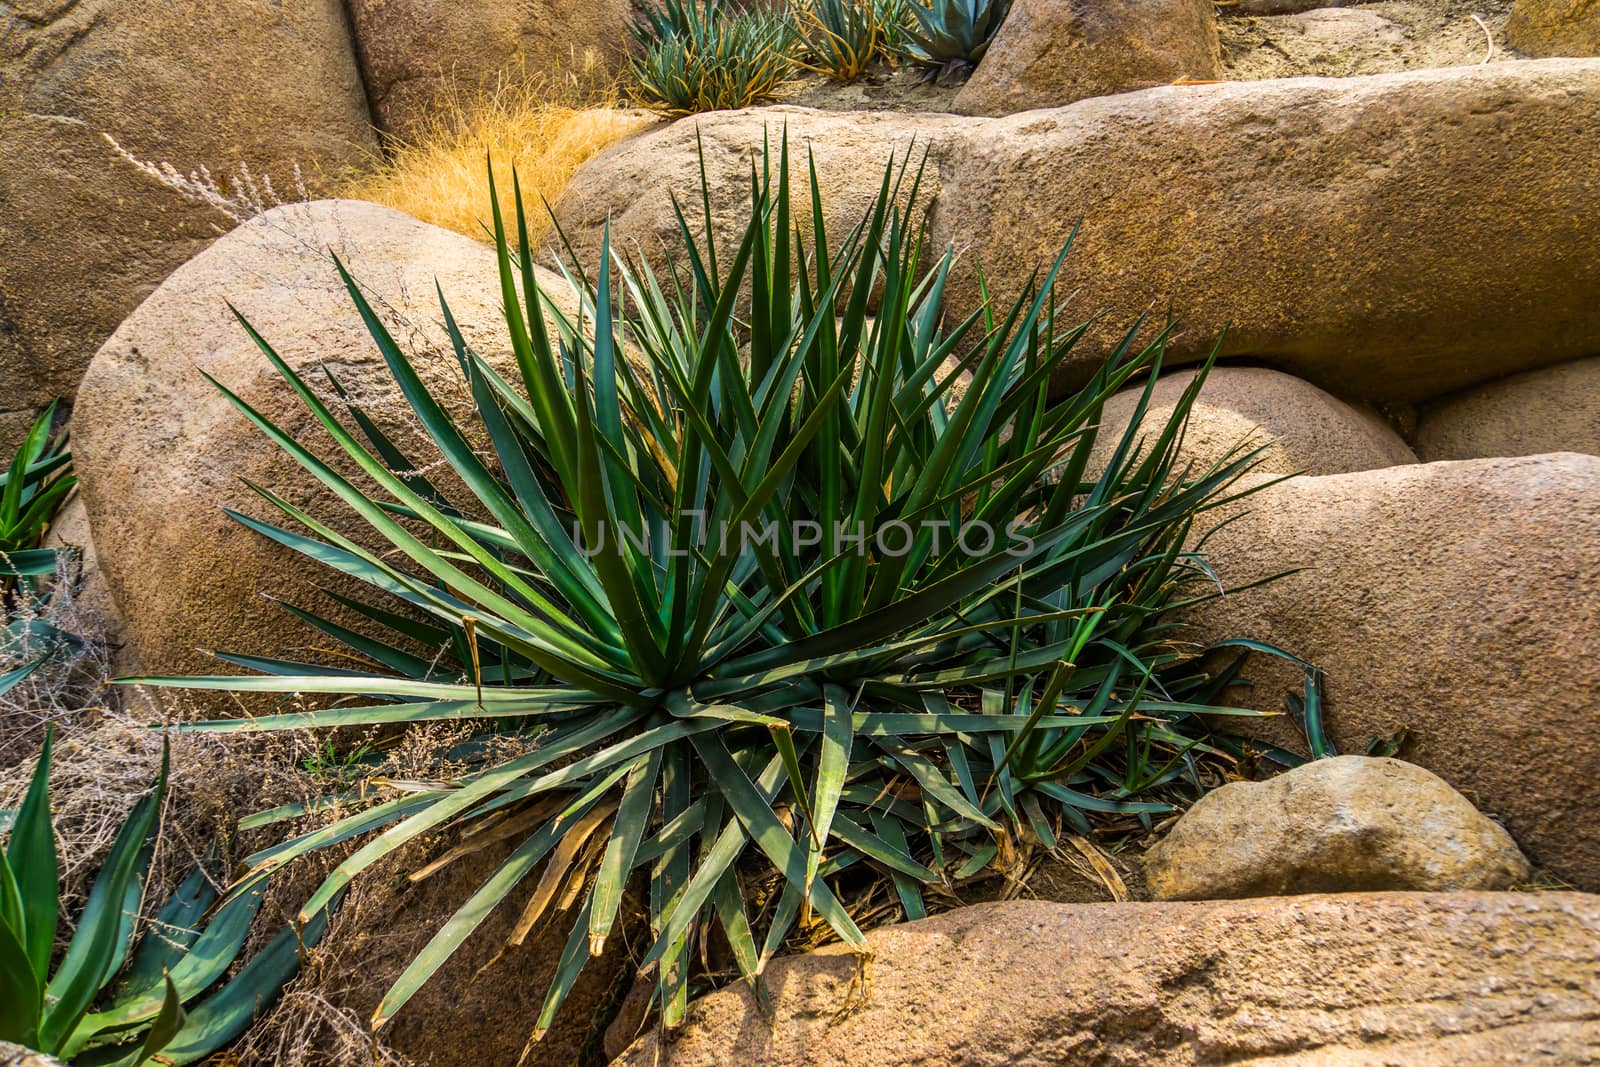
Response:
[343,73,656,248]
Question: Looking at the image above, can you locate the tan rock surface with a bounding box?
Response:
[0,0,376,451]
[1184,454,1600,889]
[1508,0,1600,57]
[1091,366,1415,478]
[617,893,1600,1066]
[954,0,1222,116]
[1415,356,1600,461]
[1145,755,1531,899]
[936,60,1600,398]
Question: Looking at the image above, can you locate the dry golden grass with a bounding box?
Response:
[343,75,656,247]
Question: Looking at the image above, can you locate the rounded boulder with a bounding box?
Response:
[73,199,574,694]
[1144,756,1532,900]
[1090,366,1416,478]
[954,0,1222,116]
[1414,356,1600,461]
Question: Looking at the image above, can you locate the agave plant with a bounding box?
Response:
[793,0,903,81]
[136,140,1283,1045]
[1,402,75,591]
[1,402,81,699]
[905,0,1011,74]
[630,0,797,113]
[0,729,331,1064]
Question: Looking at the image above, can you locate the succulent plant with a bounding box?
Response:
[793,0,904,81]
[0,730,332,1065]
[136,140,1288,1046]
[630,0,796,113]
[905,0,1011,75]
[0,403,79,699]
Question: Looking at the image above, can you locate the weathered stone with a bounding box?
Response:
[0,0,377,451]
[73,200,574,692]
[0,1042,64,1067]
[1183,454,1600,889]
[347,0,635,138]
[1145,756,1531,900]
[556,61,1600,404]
[617,894,1600,1066]
[953,0,1222,116]
[1508,0,1600,57]
[1091,366,1415,478]
[550,106,968,282]
[935,60,1600,399]
[1415,356,1600,461]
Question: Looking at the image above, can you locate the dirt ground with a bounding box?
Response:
[779,61,960,112]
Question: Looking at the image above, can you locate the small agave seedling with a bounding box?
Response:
[0,729,332,1066]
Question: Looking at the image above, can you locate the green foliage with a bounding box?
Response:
[0,403,74,584]
[630,0,797,113]
[136,140,1281,1044]
[905,0,1011,70]
[793,0,906,81]
[0,729,331,1064]
[1,403,80,699]
[301,739,378,786]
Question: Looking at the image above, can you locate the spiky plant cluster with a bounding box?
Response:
[140,141,1282,1048]
[793,0,909,81]
[630,0,797,113]
[905,0,1012,76]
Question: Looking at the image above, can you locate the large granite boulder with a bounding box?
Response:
[1144,756,1531,899]
[556,61,1600,405]
[1184,454,1600,889]
[0,0,377,451]
[1415,356,1600,461]
[616,893,1600,1065]
[954,0,1222,116]
[935,60,1600,399]
[72,199,576,692]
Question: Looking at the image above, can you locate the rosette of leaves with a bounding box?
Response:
[135,139,1281,1046]
[792,0,906,81]
[630,0,796,113]
[904,0,1011,76]
[0,730,332,1064]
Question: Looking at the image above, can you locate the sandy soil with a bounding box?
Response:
[778,60,961,113]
